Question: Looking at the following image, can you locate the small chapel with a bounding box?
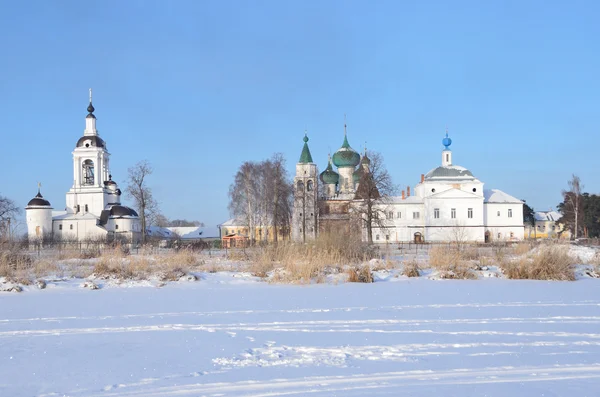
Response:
[292,123,525,243]
[25,91,141,243]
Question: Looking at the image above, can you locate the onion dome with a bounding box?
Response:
[353,167,363,184]
[103,174,117,186]
[442,132,452,150]
[332,134,360,168]
[26,190,52,208]
[319,155,339,185]
[86,89,96,119]
[298,133,313,164]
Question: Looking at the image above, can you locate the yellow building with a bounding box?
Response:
[219,218,290,245]
[525,211,570,239]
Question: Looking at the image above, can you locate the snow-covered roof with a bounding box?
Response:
[147,226,220,239]
[483,189,523,204]
[167,226,220,239]
[220,218,246,227]
[425,165,476,181]
[146,226,174,238]
[387,195,424,204]
[534,211,562,222]
[53,212,99,221]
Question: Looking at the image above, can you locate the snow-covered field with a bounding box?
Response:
[2,273,600,396]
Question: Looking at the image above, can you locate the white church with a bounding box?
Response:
[25,91,141,243]
[292,126,525,243]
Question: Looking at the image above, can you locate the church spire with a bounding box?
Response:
[84,88,98,136]
[298,131,314,164]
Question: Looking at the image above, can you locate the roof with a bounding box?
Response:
[220,218,246,227]
[298,135,313,164]
[167,226,220,239]
[332,135,360,168]
[483,189,523,204]
[76,135,105,149]
[425,165,475,180]
[109,205,138,217]
[534,211,562,222]
[26,192,52,208]
[386,195,424,204]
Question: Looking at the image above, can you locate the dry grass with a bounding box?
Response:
[346,265,374,283]
[249,232,375,284]
[402,260,421,277]
[501,244,576,281]
[428,246,477,280]
[514,242,533,255]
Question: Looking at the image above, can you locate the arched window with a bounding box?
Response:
[82,160,95,185]
[307,180,314,191]
[296,180,304,192]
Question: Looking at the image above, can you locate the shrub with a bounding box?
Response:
[402,260,421,277]
[501,244,575,281]
[428,246,477,280]
[347,265,374,283]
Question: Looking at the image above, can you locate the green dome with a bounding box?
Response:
[332,135,360,168]
[320,156,339,185]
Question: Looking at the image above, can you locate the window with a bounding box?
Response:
[59,224,63,231]
[552,225,556,230]
[397,212,402,219]
[473,188,477,192]
[85,204,88,213]
[446,153,449,162]
[115,224,119,230]
[510,232,514,238]
[386,235,390,241]
[82,159,95,185]
[508,209,513,218]
[388,211,394,219]
[296,181,304,192]
[431,188,436,193]
[413,212,420,219]
[307,180,313,191]
[70,224,73,230]
[451,208,456,219]
[376,234,380,240]
[497,233,501,239]
[434,208,440,219]
[497,211,501,217]
[468,208,473,219]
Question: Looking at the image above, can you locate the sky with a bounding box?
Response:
[0,0,598,229]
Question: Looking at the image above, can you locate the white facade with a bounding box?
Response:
[306,130,525,244]
[25,91,141,243]
[370,135,524,243]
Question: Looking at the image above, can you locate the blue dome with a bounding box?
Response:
[442,133,452,150]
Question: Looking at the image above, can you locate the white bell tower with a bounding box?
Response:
[65,89,112,216]
[292,133,319,243]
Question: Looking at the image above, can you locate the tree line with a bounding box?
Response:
[228,153,292,243]
[557,174,600,239]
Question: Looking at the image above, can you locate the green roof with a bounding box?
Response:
[298,134,313,164]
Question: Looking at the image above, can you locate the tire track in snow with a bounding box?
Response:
[79,364,600,397]
[2,300,598,324]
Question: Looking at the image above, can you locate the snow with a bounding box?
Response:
[2,274,600,396]
[535,211,563,222]
[484,189,523,204]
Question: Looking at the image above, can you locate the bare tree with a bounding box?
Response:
[560,174,584,239]
[126,160,159,243]
[0,194,20,241]
[228,155,292,244]
[353,151,397,244]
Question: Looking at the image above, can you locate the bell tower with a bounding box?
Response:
[65,90,112,216]
[292,133,319,242]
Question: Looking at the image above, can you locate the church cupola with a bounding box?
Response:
[319,155,339,198]
[298,133,314,163]
[332,117,360,194]
[25,185,53,241]
[442,131,452,167]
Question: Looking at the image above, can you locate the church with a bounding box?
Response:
[292,124,525,244]
[25,91,141,243]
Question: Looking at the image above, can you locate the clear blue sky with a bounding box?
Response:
[1,0,598,229]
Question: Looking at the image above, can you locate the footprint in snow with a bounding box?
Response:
[226,331,236,337]
[264,341,276,347]
[246,336,255,342]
